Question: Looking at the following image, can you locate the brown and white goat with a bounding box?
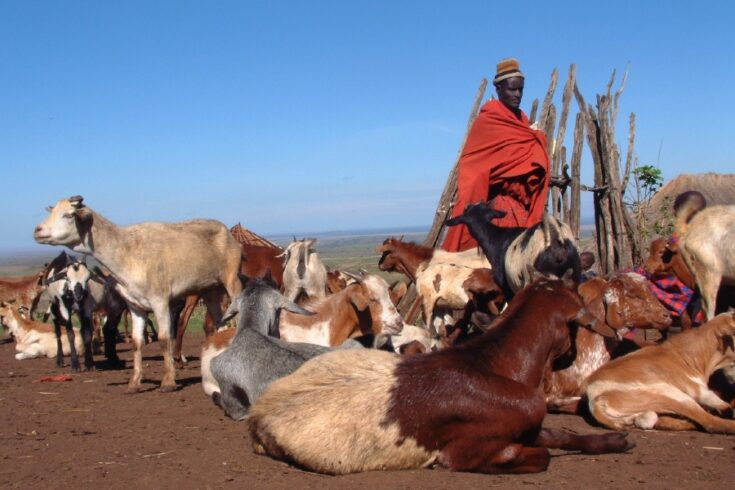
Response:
[240,243,285,289]
[377,238,492,333]
[545,273,671,413]
[248,276,632,475]
[0,303,83,360]
[644,238,698,329]
[278,274,403,346]
[377,238,489,282]
[676,204,735,321]
[585,311,735,433]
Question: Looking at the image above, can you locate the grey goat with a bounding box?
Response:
[210,278,359,421]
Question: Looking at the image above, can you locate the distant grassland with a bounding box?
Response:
[3,229,427,335]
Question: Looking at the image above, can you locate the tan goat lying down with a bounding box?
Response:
[0,304,84,360]
[585,311,735,433]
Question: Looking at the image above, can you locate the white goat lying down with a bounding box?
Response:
[0,303,83,360]
[585,311,735,433]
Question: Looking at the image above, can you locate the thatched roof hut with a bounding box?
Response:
[229,223,281,250]
[643,172,735,237]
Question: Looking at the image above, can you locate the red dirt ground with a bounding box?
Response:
[1,334,734,490]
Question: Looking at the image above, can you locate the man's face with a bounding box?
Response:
[496,77,524,111]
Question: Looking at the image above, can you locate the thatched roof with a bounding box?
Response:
[643,172,735,236]
[229,223,281,250]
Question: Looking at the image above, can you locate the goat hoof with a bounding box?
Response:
[105,356,124,366]
[159,384,178,393]
[83,364,97,372]
[125,385,143,394]
[71,365,81,373]
[718,407,734,419]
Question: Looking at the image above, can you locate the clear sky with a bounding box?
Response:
[2,0,733,252]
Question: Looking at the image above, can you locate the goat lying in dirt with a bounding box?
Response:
[585,311,735,433]
[206,279,364,420]
[248,276,632,475]
[0,303,83,360]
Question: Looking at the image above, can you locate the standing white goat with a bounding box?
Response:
[281,238,327,303]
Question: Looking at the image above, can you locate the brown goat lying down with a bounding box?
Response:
[248,276,633,475]
[585,311,735,433]
[544,273,671,413]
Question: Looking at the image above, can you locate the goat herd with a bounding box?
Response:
[0,193,734,476]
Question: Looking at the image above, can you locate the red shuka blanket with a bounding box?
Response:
[443,100,550,252]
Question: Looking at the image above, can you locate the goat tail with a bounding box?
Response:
[674,195,706,236]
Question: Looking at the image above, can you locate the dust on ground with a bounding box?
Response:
[1,335,733,490]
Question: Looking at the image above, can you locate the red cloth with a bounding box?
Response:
[443,99,550,252]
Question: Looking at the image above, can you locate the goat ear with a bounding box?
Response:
[578,280,607,323]
[350,288,370,311]
[721,335,735,355]
[576,307,617,338]
[602,290,626,330]
[74,206,93,224]
[219,299,240,326]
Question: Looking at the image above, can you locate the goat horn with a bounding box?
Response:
[68,195,84,207]
[341,271,363,283]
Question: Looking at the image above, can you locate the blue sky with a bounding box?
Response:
[2,1,733,252]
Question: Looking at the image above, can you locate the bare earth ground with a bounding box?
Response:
[1,334,734,490]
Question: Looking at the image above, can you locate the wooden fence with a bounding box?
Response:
[398,64,642,319]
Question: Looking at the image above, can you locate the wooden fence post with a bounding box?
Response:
[398,78,488,319]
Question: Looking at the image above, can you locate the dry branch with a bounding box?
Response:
[570,113,584,240]
[538,68,559,132]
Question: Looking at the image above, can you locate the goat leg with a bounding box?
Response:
[80,313,95,370]
[440,439,551,474]
[65,322,80,372]
[534,427,634,454]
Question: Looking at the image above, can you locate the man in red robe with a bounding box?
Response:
[443,59,550,252]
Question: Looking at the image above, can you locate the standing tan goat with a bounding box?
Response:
[33,196,242,392]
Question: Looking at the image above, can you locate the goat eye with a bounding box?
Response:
[62,213,74,219]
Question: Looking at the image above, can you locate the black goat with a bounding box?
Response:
[445,201,580,298]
